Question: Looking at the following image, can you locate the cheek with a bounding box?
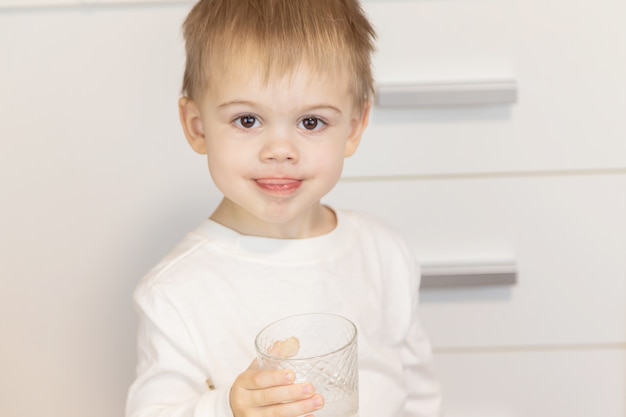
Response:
[206,145,237,182]
[311,145,346,178]
[205,137,245,168]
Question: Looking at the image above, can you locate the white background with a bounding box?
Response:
[1,1,625,416]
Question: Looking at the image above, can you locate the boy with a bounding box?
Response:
[126,1,442,416]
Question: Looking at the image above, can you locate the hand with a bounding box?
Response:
[229,360,324,417]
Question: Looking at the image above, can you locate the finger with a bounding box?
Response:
[238,367,296,390]
[268,337,300,358]
[262,393,324,417]
[247,358,259,371]
[253,382,315,407]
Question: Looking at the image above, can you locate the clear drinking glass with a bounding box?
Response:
[255,313,359,417]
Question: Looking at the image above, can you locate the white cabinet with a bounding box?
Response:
[325,173,626,416]
[326,175,626,348]
[348,0,626,177]
[433,349,625,417]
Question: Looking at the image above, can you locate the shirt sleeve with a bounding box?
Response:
[126,282,235,417]
[402,258,443,417]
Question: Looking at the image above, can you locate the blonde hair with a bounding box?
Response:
[181,0,376,106]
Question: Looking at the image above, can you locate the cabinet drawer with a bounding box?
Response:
[431,348,625,417]
[344,0,626,177]
[325,174,626,347]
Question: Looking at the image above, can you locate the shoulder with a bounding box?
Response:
[337,209,418,274]
[338,209,412,251]
[133,223,215,303]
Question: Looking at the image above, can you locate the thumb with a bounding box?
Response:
[268,336,300,358]
[248,358,260,370]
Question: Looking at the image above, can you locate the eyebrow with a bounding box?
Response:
[218,100,343,115]
[303,104,343,115]
[217,100,258,110]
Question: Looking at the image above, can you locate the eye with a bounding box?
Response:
[234,115,260,129]
[299,117,325,131]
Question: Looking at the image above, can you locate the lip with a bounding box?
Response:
[255,178,302,195]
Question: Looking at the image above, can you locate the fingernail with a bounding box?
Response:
[284,371,295,383]
[313,395,324,408]
[303,383,314,395]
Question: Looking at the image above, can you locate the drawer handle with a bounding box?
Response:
[376,79,518,107]
[420,261,517,289]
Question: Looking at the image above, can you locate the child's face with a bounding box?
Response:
[179,64,370,237]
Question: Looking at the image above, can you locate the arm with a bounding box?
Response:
[126,284,323,417]
[402,260,443,417]
[401,318,443,417]
[126,284,232,417]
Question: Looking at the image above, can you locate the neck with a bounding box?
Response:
[209,199,337,239]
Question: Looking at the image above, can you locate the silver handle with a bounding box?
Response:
[420,261,517,289]
[376,79,518,107]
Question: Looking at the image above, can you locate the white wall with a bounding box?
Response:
[1,1,624,417]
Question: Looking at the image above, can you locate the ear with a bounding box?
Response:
[178,97,208,155]
[344,101,371,158]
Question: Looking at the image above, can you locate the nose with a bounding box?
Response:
[259,129,299,163]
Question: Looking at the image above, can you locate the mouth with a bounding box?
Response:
[255,178,303,195]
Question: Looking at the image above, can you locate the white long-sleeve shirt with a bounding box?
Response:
[126,209,442,417]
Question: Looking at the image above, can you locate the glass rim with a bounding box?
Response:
[254,312,358,362]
